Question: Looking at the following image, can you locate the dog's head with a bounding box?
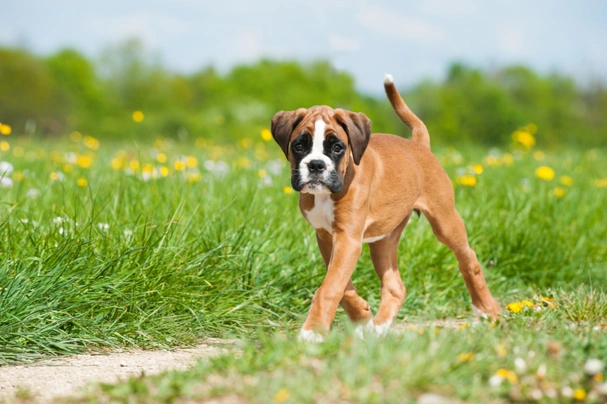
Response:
[271,106,371,195]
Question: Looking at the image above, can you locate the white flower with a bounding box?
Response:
[59,227,64,235]
[530,389,543,401]
[26,188,41,198]
[124,229,133,238]
[53,217,64,224]
[598,382,607,395]
[488,374,503,387]
[64,152,77,164]
[0,177,13,188]
[97,223,109,232]
[0,161,14,175]
[20,218,29,224]
[584,358,604,376]
[536,363,547,378]
[545,388,557,399]
[514,357,527,372]
[204,160,230,177]
[266,159,284,175]
[562,386,573,397]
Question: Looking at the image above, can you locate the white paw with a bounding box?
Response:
[298,328,324,343]
[472,304,489,320]
[353,319,374,340]
[373,319,393,337]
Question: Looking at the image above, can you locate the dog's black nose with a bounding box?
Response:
[308,160,326,174]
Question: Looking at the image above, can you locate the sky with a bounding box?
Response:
[3,0,607,94]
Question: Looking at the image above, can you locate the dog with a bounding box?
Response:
[271,74,500,342]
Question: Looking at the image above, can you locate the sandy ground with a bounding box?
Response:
[0,339,233,403]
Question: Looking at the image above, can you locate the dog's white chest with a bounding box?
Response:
[305,195,334,233]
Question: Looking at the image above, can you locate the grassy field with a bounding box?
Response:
[1,129,606,402]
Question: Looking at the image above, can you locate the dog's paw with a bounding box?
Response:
[373,319,393,337]
[472,304,490,320]
[298,328,324,343]
[353,319,374,340]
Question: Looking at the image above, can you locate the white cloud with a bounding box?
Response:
[356,5,444,45]
[328,34,360,53]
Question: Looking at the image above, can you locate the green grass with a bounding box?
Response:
[81,288,607,403]
[1,133,607,401]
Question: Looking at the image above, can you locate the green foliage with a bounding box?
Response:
[82,291,607,403]
[1,43,606,146]
[1,135,606,365]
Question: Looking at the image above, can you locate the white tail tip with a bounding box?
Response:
[384,73,394,85]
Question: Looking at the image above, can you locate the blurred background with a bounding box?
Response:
[2,0,607,147]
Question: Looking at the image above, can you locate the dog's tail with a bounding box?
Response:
[384,74,430,149]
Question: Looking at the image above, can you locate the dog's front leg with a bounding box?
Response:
[299,233,363,342]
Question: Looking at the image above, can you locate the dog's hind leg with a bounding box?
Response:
[368,217,409,336]
[315,230,373,324]
[422,206,500,320]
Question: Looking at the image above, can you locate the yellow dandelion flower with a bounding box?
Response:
[261,128,272,141]
[12,171,24,182]
[559,175,573,186]
[594,373,603,382]
[457,322,471,331]
[77,177,88,187]
[76,155,93,168]
[553,187,566,198]
[274,388,291,403]
[174,160,186,171]
[70,131,82,142]
[0,141,9,151]
[457,352,475,362]
[156,153,167,164]
[506,302,524,313]
[238,157,252,168]
[0,124,12,135]
[501,153,514,166]
[110,158,124,170]
[195,137,208,148]
[594,178,607,188]
[283,186,293,194]
[535,166,555,181]
[473,164,483,174]
[484,155,501,166]
[533,150,545,161]
[497,344,507,358]
[186,172,201,183]
[522,300,533,307]
[63,164,72,173]
[573,389,586,401]
[186,156,198,168]
[496,368,519,384]
[132,110,144,123]
[160,166,169,177]
[512,129,536,149]
[258,169,267,178]
[240,138,252,149]
[83,135,100,150]
[13,146,24,157]
[457,175,477,187]
[50,172,59,181]
[129,160,140,171]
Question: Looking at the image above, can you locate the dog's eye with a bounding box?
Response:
[332,144,343,153]
[293,144,304,153]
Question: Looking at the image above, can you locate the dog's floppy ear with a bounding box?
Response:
[271,108,307,160]
[334,109,371,165]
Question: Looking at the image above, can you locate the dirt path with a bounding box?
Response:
[0,339,233,403]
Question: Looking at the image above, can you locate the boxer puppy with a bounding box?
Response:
[271,74,500,342]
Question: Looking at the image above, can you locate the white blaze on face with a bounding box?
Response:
[299,118,334,194]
